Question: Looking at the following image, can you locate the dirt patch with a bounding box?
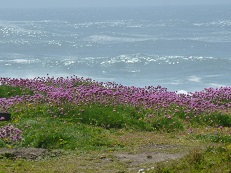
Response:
[0,148,62,160]
[115,144,189,166]
[116,152,186,165]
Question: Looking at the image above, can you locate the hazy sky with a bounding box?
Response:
[0,0,231,8]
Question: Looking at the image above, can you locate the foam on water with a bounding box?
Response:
[85,35,150,43]
[193,20,231,27]
[9,59,37,65]
[0,22,46,39]
[63,60,76,66]
[188,76,202,83]
[99,54,220,67]
[176,90,189,95]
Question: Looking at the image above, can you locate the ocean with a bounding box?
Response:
[0,5,231,92]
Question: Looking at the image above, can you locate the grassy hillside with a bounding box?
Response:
[0,76,231,172]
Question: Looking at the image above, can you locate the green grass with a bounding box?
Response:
[1,112,122,150]
[146,145,231,173]
[193,113,231,127]
[194,133,231,143]
[0,85,33,98]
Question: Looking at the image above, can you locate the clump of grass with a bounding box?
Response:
[185,112,231,127]
[14,116,121,150]
[10,103,150,130]
[201,113,231,127]
[151,117,184,132]
[0,85,33,98]
[146,146,231,173]
[194,134,231,143]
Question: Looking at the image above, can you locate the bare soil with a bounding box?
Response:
[115,144,189,166]
[0,148,62,160]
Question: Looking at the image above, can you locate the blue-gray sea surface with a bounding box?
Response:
[0,5,231,92]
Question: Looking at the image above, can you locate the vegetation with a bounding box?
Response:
[145,146,231,173]
[0,76,231,172]
[0,84,33,99]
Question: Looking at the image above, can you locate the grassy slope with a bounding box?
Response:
[0,84,231,173]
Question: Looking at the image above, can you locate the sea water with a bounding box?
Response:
[0,5,231,92]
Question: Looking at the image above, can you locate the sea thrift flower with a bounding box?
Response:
[167,115,172,119]
[148,114,152,118]
[0,117,5,120]
[0,124,23,143]
[186,116,190,119]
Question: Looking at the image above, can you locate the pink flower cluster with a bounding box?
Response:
[0,124,23,143]
[0,76,231,117]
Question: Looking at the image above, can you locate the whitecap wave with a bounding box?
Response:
[208,83,225,88]
[62,60,76,66]
[0,58,40,64]
[73,20,145,29]
[100,54,218,67]
[0,20,53,41]
[177,90,189,95]
[84,35,150,43]
[193,20,231,27]
[188,75,202,83]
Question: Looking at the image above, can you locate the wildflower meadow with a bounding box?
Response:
[0,76,231,172]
